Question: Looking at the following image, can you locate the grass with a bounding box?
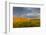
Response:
[13,19,40,28]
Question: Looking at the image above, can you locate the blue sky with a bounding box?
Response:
[13,7,40,18]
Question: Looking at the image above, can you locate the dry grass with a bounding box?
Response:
[13,16,40,28]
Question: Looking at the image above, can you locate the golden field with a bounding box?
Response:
[13,16,40,28]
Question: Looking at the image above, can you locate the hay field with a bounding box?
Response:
[13,16,40,28]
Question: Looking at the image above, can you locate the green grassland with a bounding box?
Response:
[13,19,40,28]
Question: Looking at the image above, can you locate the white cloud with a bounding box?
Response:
[20,13,40,17]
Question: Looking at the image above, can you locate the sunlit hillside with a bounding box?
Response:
[13,16,32,22]
[13,16,40,28]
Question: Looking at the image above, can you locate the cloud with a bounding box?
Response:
[13,7,40,18]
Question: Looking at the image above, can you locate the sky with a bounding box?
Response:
[13,7,40,18]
